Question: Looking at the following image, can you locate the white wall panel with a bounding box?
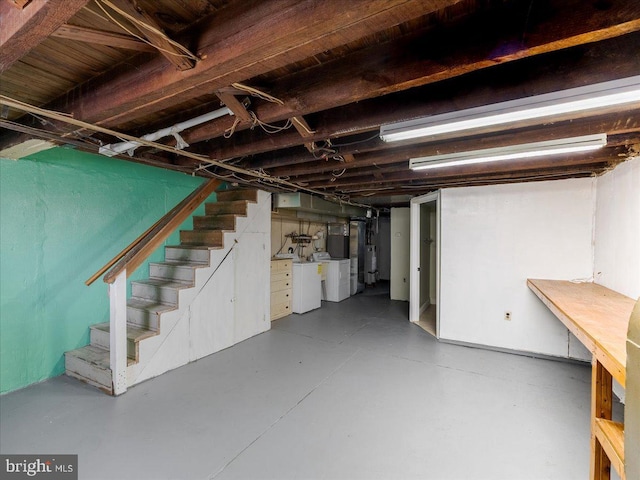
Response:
[439,179,595,359]
[390,208,410,301]
[594,156,640,299]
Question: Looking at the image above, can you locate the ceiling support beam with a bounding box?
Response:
[319,157,619,195]
[182,1,640,149]
[51,23,157,51]
[57,0,448,126]
[0,0,90,72]
[215,91,252,124]
[263,110,640,178]
[9,0,32,8]
[290,116,316,153]
[343,169,603,198]
[102,0,196,70]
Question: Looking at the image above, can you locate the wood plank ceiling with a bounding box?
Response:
[1,0,639,207]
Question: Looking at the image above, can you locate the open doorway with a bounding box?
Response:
[410,192,440,337]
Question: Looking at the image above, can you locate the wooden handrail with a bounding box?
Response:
[85,178,220,286]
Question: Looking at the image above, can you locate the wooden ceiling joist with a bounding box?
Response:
[181,1,640,149]
[290,116,316,153]
[0,0,90,72]
[54,0,447,127]
[215,90,252,124]
[260,109,640,179]
[9,0,32,8]
[51,23,156,51]
[100,0,196,70]
[2,0,640,202]
[325,160,617,195]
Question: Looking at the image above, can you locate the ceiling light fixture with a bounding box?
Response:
[409,134,607,171]
[381,75,640,143]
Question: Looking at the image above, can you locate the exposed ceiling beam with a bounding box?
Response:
[320,156,619,195]
[8,0,32,8]
[290,116,316,153]
[215,91,252,124]
[60,0,449,126]
[0,0,90,72]
[51,23,157,51]
[182,1,640,148]
[0,0,450,150]
[102,0,197,70]
[342,169,603,198]
[261,108,640,179]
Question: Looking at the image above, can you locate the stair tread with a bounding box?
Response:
[127,297,178,312]
[166,245,221,253]
[66,345,135,368]
[194,213,237,219]
[92,322,158,343]
[132,278,193,288]
[150,260,208,267]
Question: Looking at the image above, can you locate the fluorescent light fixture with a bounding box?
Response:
[409,134,607,170]
[381,75,640,142]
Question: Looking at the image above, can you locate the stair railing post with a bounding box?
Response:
[109,269,128,395]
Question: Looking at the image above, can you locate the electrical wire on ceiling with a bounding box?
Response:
[330,132,380,148]
[231,83,285,105]
[94,0,200,61]
[0,95,375,210]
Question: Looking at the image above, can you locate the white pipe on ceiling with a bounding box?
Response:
[99,106,233,157]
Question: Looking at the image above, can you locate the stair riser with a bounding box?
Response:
[216,190,257,202]
[205,202,247,216]
[131,283,179,305]
[90,328,136,359]
[65,354,111,389]
[164,247,210,264]
[193,216,236,230]
[149,264,196,283]
[127,307,160,331]
[180,230,223,247]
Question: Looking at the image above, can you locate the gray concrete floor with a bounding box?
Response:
[1,287,601,479]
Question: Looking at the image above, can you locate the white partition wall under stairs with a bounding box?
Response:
[64,189,272,394]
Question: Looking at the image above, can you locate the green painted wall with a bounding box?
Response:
[0,147,214,394]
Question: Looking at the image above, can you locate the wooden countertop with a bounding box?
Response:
[527,279,635,387]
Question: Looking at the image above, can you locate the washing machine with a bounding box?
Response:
[312,252,351,302]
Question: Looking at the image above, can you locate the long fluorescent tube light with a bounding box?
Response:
[409,134,607,171]
[381,75,640,142]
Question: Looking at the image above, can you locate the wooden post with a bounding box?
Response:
[109,269,127,395]
[591,359,612,480]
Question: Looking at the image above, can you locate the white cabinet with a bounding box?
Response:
[292,262,321,313]
[322,259,351,302]
[270,259,292,321]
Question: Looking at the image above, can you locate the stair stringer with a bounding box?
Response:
[126,190,272,387]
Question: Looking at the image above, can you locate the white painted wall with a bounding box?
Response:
[390,207,410,301]
[377,216,391,280]
[594,156,640,299]
[439,179,594,359]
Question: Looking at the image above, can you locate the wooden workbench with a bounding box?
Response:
[527,279,636,480]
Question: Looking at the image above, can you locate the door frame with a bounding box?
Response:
[409,191,440,335]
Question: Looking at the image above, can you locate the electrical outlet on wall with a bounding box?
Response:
[504,311,512,321]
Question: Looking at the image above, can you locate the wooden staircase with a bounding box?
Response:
[65,189,259,394]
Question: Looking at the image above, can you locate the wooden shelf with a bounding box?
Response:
[527,279,634,386]
[527,279,635,480]
[594,418,625,480]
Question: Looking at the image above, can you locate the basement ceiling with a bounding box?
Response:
[1,0,639,207]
